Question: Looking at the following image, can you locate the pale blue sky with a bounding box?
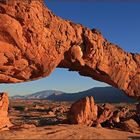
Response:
[0,1,140,96]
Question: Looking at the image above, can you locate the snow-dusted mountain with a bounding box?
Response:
[11,87,136,103]
[25,90,64,99]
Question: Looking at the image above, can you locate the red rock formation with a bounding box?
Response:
[108,107,129,125]
[0,92,13,129]
[136,103,140,114]
[0,0,139,99]
[94,104,114,127]
[120,119,140,133]
[67,96,98,126]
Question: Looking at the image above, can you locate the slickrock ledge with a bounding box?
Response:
[0,0,139,99]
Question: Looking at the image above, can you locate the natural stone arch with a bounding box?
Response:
[0,0,139,99]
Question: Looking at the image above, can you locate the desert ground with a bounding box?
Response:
[1,124,140,140]
[0,99,139,139]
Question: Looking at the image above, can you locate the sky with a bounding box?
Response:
[0,1,140,96]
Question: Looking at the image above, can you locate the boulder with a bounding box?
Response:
[47,111,55,116]
[67,96,98,126]
[0,92,13,130]
[52,106,67,114]
[20,124,36,129]
[108,107,129,127]
[94,104,114,127]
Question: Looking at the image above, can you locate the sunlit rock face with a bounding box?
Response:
[0,0,139,99]
[67,96,98,126]
[0,92,13,129]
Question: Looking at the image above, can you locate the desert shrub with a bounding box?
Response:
[13,106,25,111]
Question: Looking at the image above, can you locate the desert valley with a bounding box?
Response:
[0,89,140,139]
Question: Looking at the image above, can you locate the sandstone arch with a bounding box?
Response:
[0,0,139,99]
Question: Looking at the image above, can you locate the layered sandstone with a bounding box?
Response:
[0,92,13,129]
[0,0,139,99]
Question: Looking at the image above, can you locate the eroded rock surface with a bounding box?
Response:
[108,107,129,125]
[120,119,140,133]
[67,96,98,126]
[0,92,13,130]
[0,0,139,99]
[94,104,114,127]
[67,97,140,133]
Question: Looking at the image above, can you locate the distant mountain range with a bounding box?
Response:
[11,87,136,103]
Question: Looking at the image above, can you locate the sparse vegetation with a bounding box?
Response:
[13,106,25,111]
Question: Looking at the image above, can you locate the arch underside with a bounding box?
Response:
[0,0,139,100]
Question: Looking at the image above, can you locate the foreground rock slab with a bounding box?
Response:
[0,124,140,139]
[0,0,139,99]
[0,92,13,130]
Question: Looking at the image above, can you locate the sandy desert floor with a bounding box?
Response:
[0,99,139,139]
